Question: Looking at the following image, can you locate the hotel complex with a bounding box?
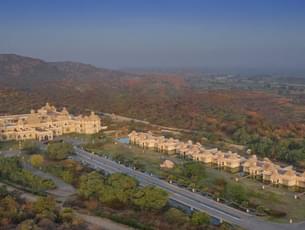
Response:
[0,103,101,141]
[129,131,305,188]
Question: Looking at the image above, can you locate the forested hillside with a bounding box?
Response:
[1,54,305,166]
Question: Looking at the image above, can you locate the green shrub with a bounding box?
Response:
[264,208,287,218]
[164,208,189,224]
[47,142,73,160]
[191,211,210,226]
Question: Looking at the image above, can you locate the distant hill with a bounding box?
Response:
[0,54,187,115]
[0,54,140,88]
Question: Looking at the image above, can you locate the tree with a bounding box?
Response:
[59,208,74,223]
[107,173,138,191]
[59,208,84,227]
[249,137,273,158]
[225,183,247,204]
[33,197,56,215]
[22,141,40,155]
[0,157,55,192]
[18,219,39,230]
[132,186,168,210]
[47,143,73,160]
[98,186,119,206]
[0,185,9,198]
[78,172,104,199]
[37,218,57,230]
[61,170,73,184]
[0,195,18,221]
[30,154,44,167]
[164,208,189,224]
[232,127,251,145]
[182,162,206,182]
[98,173,138,207]
[191,212,210,226]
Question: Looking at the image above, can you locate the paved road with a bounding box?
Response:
[101,112,194,133]
[73,146,305,230]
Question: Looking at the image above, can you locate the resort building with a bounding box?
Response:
[129,131,305,188]
[0,103,102,141]
[128,131,243,169]
[242,155,264,176]
[213,152,243,169]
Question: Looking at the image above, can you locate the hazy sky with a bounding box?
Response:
[1,0,305,72]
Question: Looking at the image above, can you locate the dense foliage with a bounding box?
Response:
[78,172,168,210]
[162,162,207,189]
[47,142,73,160]
[233,127,305,167]
[0,157,55,192]
[37,159,85,185]
[0,186,86,229]
[132,186,168,210]
[21,140,40,155]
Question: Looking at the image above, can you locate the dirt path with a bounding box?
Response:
[22,162,76,199]
[0,181,134,230]
[0,181,38,202]
[76,213,135,230]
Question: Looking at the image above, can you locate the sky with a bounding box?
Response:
[1,0,305,73]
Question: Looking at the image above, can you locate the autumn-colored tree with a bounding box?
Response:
[0,195,18,222]
[33,196,56,216]
[30,154,44,167]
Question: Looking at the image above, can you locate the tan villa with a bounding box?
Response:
[128,131,244,169]
[243,155,305,187]
[128,131,305,188]
[0,103,101,141]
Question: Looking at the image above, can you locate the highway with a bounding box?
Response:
[73,146,305,230]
